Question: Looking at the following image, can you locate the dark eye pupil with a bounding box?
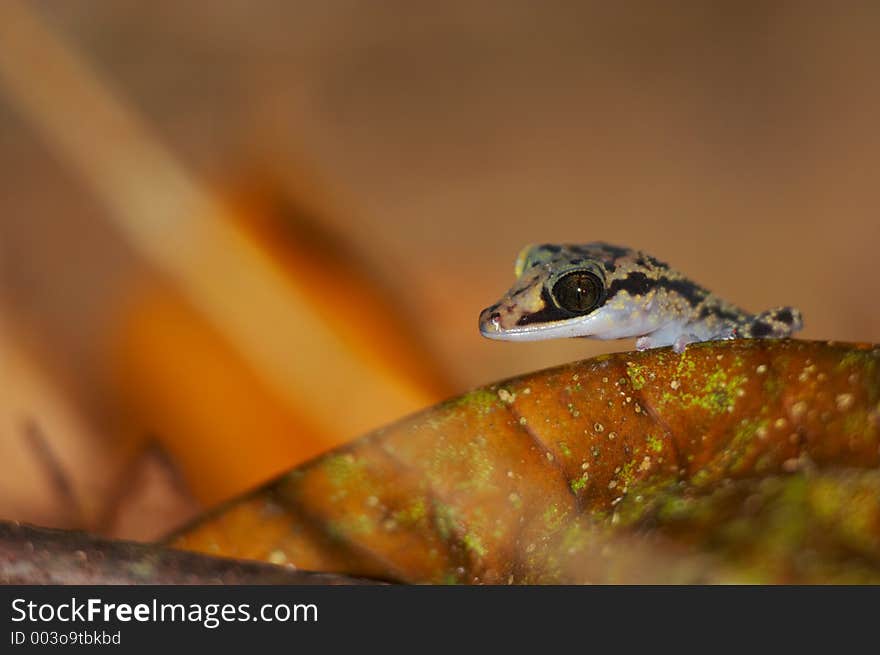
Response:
[552,272,603,314]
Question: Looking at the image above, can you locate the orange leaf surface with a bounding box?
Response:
[112,188,452,505]
[172,339,880,583]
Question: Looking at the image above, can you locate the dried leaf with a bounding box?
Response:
[172,340,880,583]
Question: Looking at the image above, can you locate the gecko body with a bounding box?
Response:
[479,243,802,353]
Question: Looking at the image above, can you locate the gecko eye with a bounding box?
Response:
[551,271,604,314]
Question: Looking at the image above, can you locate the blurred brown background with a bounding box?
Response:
[1,1,878,538]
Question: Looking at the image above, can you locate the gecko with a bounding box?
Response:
[479,242,803,353]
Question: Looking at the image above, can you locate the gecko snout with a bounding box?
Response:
[478,305,503,335]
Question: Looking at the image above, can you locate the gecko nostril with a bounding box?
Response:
[479,308,504,334]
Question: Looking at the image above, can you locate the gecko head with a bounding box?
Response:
[479,243,634,341]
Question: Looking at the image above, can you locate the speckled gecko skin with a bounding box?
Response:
[479,243,803,353]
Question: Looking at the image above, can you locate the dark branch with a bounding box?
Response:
[0,521,385,585]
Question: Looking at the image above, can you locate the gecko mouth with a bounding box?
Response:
[479,307,605,341]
